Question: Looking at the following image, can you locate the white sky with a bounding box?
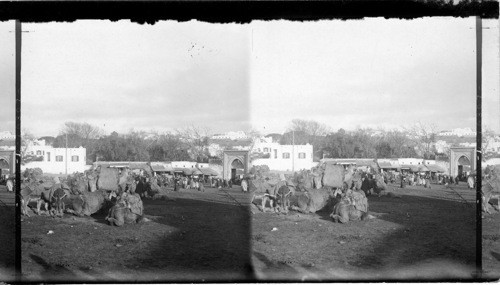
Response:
[0,20,15,134]
[21,20,250,137]
[250,18,496,134]
[5,18,499,137]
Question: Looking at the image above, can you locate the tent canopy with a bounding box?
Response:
[425,164,445,173]
[199,167,219,176]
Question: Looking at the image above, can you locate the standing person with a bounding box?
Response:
[173,175,178,192]
[198,179,205,192]
[6,176,13,192]
[228,179,233,189]
[241,178,248,192]
[400,172,405,189]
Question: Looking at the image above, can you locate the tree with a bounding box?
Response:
[61,121,104,141]
[483,127,498,161]
[21,129,37,165]
[177,126,212,162]
[406,122,437,159]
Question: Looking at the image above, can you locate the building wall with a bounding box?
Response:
[22,147,87,174]
[211,131,249,140]
[171,161,198,168]
[251,143,314,171]
[397,158,425,165]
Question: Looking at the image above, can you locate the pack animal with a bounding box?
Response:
[105,193,144,226]
[330,190,372,224]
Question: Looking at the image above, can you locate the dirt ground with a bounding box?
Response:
[21,186,253,282]
[482,196,500,280]
[0,186,16,282]
[251,182,479,281]
[15,180,500,282]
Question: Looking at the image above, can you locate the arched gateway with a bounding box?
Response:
[449,147,476,178]
[222,150,250,181]
[0,150,15,176]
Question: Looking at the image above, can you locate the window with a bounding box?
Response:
[298,152,306,159]
[264,147,268,152]
[47,152,51,162]
[56,155,63,162]
[274,149,277,159]
[71,155,79,162]
[36,150,42,155]
[282,152,290,159]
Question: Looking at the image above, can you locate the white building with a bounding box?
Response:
[397,158,425,165]
[251,137,314,171]
[22,139,87,174]
[171,161,198,169]
[211,131,249,140]
[0,131,15,140]
[438,128,476,137]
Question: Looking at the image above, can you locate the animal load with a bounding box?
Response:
[71,190,114,216]
[291,188,341,214]
[322,164,345,188]
[123,192,144,216]
[97,167,120,192]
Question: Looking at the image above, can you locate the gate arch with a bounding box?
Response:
[449,147,476,178]
[0,150,15,176]
[222,150,250,180]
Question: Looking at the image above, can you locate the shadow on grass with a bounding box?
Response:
[350,194,476,280]
[280,192,477,281]
[29,254,77,281]
[121,196,255,282]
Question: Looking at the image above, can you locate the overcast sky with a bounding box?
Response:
[251,18,498,134]
[10,18,500,137]
[21,20,250,137]
[0,20,15,134]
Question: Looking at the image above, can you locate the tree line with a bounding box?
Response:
[22,120,488,165]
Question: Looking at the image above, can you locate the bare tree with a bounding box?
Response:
[176,125,212,162]
[61,121,104,140]
[406,122,438,159]
[287,119,330,137]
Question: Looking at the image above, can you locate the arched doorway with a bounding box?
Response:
[0,158,9,178]
[231,158,245,182]
[222,150,250,181]
[457,155,471,181]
